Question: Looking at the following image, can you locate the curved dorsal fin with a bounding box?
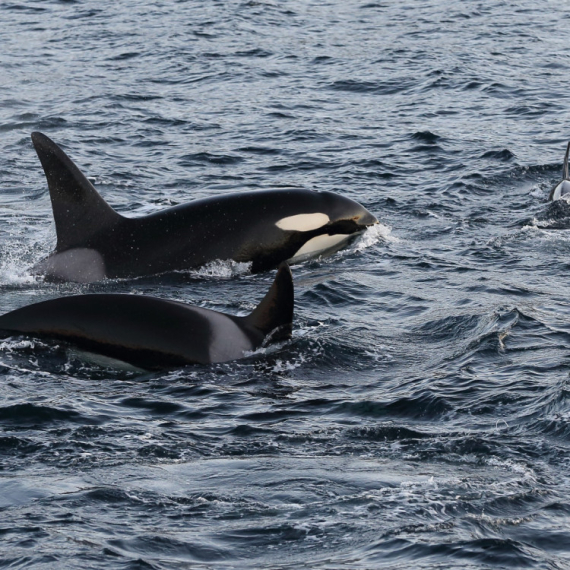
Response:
[564,141,570,181]
[31,132,123,252]
[244,263,294,342]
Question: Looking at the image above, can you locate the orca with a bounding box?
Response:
[0,263,293,371]
[549,142,570,200]
[30,132,378,282]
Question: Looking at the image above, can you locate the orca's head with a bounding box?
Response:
[318,190,379,233]
[550,142,570,201]
[274,191,377,234]
[271,190,378,264]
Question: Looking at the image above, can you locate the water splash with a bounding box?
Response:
[348,223,396,255]
[0,260,41,286]
[188,259,253,278]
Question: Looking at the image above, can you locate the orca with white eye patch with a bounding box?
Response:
[549,142,570,201]
[30,132,378,282]
[0,263,294,371]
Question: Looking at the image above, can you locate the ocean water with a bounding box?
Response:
[1,1,570,568]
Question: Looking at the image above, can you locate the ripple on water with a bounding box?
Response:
[2,0,570,568]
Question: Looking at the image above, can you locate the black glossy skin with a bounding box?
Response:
[0,263,294,371]
[0,295,257,370]
[31,132,378,281]
[82,189,376,276]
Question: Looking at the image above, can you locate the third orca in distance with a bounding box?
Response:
[0,263,293,371]
[30,132,378,282]
[549,142,570,201]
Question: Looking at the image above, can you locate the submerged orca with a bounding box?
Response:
[0,264,293,371]
[30,132,378,282]
[549,142,570,201]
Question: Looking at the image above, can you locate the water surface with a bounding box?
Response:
[2,1,570,568]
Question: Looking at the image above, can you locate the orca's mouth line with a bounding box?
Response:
[323,216,378,236]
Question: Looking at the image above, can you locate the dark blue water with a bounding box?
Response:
[2,1,570,568]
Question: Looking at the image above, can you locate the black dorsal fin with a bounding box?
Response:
[244,262,294,342]
[564,142,570,181]
[31,132,123,252]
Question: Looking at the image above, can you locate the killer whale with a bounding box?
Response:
[30,132,378,282]
[549,142,570,201]
[0,263,293,371]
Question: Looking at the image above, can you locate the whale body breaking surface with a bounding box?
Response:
[0,263,294,371]
[30,132,378,283]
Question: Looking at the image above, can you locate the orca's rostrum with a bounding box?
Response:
[31,132,378,282]
[0,264,294,371]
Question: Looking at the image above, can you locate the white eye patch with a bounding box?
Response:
[275,213,330,232]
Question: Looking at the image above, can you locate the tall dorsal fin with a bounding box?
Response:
[244,262,294,342]
[31,132,123,252]
[564,141,570,181]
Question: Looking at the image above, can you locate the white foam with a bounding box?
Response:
[0,358,54,377]
[242,341,289,359]
[0,224,56,285]
[0,248,44,285]
[487,456,536,478]
[271,356,305,372]
[530,184,548,198]
[349,223,396,253]
[188,259,252,278]
[506,221,570,243]
[0,339,39,352]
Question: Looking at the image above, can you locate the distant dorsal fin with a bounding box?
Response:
[31,132,123,252]
[564,141,570,181]
[244,263,294,342]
